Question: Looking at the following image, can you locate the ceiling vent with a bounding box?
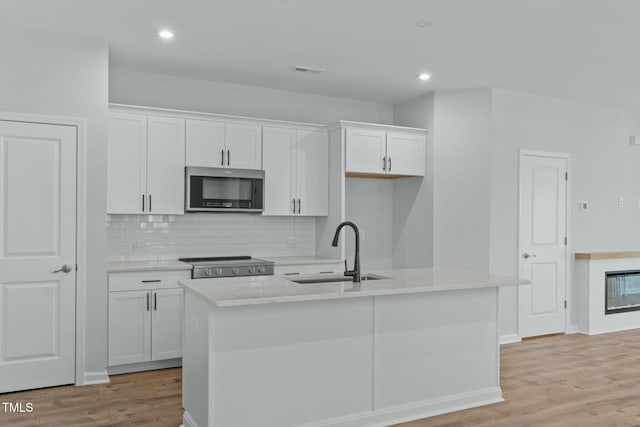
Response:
[293,65,325,74]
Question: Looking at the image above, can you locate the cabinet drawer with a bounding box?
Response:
[108,270,191,292]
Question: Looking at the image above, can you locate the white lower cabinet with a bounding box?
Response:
[108,270,189,369]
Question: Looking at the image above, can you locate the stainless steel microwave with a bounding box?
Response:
[185,167,264,213]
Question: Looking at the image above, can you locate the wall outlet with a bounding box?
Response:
[619,197,624,208]
[132,241,146,252]
[285,237,297,248]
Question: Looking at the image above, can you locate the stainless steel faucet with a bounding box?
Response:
[331,221,361,283]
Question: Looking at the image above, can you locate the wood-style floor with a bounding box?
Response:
[3,329,640,426]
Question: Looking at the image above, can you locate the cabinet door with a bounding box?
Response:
[386,132,425,176]
[225,123,262,169]
[185,119,225,167]
[345,128,387,174]
[295,130,328,216]
[146,116,186,214]
[107,113,147,213]
[151,288,184,361]
[262,126,295,215]
[108,290,151,366]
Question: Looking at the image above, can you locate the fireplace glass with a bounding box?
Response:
[605,270,640,314]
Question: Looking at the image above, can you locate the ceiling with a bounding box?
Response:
[3,0,640,109]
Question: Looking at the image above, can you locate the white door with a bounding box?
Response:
[345,128,386,174]
[0,121,77,392]
[107,112,147,214]
[519,153,568,337]
[225,123,262,170]
[295,129,328,216]
[108,290,151,366]
[385,132,425,177]
[185,119,225,167]
[151,288,183,361]
[262,126,295,215]
[146,116,185,214]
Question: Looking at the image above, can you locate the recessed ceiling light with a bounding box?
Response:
[416,20,435,29]
[418,73,431,81]
[158,30,174,40]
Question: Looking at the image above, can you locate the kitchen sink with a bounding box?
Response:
[290,274,389,284]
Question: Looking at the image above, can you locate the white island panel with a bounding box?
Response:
[182,268,514,427]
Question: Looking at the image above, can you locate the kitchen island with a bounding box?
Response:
[180,268,525,427]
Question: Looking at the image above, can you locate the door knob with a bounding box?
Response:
[522,252,536,260]
[51,264,73,273]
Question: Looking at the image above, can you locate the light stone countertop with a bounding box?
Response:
[106,260,192,273]
[259,256,342,265]
[180,268,527,307]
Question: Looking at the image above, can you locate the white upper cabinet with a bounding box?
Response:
[225,123,262,170]
[185,119,262,170]
[262,126,295,215]
[263,126,328,216]
[385,131,425,176]
[344,124,426,177]
[107,112,147,214]
[107,112,185,214]
[295,129,328,216]
[147,116,186,214]
[345,128,386,174]
[185,119,225,167]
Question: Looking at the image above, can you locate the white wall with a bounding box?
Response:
[0,28,109,379]
[490,88,640,335]
[109,68,394,125]
[392,93,434,269]
[345,179,394,271]
[432,89,493,272]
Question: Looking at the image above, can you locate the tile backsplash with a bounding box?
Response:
[107,214,316,261]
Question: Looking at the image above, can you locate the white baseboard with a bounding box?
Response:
[300,387,503,427]
[566,324,580,334]
[107,358,181,375]
[183,411,199,427]
[79,370,110,386]
[499,333,521,345]
[183,388,503,427]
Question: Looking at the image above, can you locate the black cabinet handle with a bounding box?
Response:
[388,157,392,171]
[148,194,152,212]
[382,157,386,171]
[298,198,301,214]
[141,280,161,283]
[142,194,145,212]
[227,149,230,166]
[146,292,150,311]
[153,292,157,311]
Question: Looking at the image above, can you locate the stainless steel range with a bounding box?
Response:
[178,256,274,279]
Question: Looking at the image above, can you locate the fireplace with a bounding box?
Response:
[605,270,640,314]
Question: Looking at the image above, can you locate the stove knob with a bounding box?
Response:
[248,267,255,274]
[216,268,223,275]
[205,268,213,276]
[258,266,266,273]
[232,267,239,274]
